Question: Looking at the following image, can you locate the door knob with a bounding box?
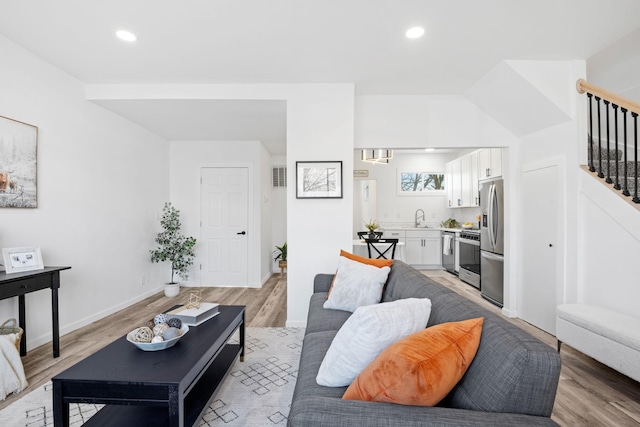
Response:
[549,244,553,247]
[237,231,246,235]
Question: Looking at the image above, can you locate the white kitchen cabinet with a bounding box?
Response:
[451,159,462,207]
[405,230,442,269]
[461,154,481,207]
[447,153,479,208]
[460,155,471,206]
[445,161,454,208]
[470,151,480,206]
[478,148,502,180]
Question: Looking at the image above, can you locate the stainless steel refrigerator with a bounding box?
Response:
[480,178,504,307]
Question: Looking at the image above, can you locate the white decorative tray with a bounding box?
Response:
[126,324,189,351]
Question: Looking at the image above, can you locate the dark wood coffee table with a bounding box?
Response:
[53,305,245,427]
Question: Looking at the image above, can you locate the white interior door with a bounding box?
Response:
[201,167,248,287]
[521,164,558,334]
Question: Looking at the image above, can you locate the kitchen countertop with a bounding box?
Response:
[381,226,481,233]
[381,226,464,232]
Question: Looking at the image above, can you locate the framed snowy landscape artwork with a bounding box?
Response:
[0,115,38,208]
[296,161,343,199]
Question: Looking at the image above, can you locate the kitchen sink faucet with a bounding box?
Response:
[415,209,425,227]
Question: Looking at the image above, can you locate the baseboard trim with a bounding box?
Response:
[27,286,164,351]
[502,307,518,318]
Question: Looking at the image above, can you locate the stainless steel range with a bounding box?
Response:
[458,229,480,289]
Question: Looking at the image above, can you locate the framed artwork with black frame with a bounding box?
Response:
[296,161,343,199]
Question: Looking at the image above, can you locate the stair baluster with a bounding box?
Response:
[596,96,604,179]
[604,100,613,184]
[613,104,621,190]
[588,93,595,172]
[622,108,630,197]
[633,112,639,203]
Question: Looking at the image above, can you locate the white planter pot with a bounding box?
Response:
[164,283,180,297]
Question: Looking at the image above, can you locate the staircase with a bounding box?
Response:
[588,146,639,199]
[578,79,640,205]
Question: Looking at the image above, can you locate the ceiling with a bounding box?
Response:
[91,99,287,154]
[2,0,640,154]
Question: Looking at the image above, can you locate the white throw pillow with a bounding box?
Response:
[316,297,432,387]
[323,256,391,313]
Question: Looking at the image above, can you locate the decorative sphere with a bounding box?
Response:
[154,314,167,325]
[167,317,182,329]
[153,323,169,336]
[151,336,164,343]
[132,327,153,343]
[163,327,182,340]
[144,320,155,329]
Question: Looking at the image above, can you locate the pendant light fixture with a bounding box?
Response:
[361,149,393,164]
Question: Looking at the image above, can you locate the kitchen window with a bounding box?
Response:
[398,172,445,196]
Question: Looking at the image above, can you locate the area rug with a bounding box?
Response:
[0,327,305,426]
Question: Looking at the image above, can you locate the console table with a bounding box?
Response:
[0,266,71,358]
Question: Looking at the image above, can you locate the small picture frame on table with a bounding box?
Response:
[2,247,44,274]
[296,161,343,199]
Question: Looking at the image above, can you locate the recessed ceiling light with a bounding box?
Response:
[406,27,425,39]
[116,30,137,42]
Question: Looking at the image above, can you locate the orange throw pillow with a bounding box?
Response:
[342,317,484,407]
[326,251,393,299]
[340,250,394,268]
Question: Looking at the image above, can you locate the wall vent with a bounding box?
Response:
[272,166,287,188]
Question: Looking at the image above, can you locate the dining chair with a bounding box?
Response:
[365,238,398,260]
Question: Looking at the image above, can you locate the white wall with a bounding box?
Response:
[168,140,266,288]
[286,86,355,326]
[588,28,640,104]
[260,144,274,281]
[578,172,640,318]
[0,34,169,350]
[271,155,287,273]
[355,95,517,149]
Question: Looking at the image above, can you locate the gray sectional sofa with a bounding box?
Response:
[288,261,561,426]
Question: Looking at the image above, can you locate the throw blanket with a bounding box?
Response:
[0,334,28,401]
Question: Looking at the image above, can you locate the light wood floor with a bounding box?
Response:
[0,272,287,411]
[2,270,640,426]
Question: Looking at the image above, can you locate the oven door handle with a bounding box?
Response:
[459,238,480,246]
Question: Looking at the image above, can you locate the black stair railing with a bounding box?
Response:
[596,96,604,179]
[613,104,620,190]
[577,79,640,204]
[634,112,639,203]
[622,108,630,197]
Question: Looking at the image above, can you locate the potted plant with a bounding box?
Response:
[364,219,380,239]
[440,218,461,229]
[150,202,197,297]
[273,242,287,276]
